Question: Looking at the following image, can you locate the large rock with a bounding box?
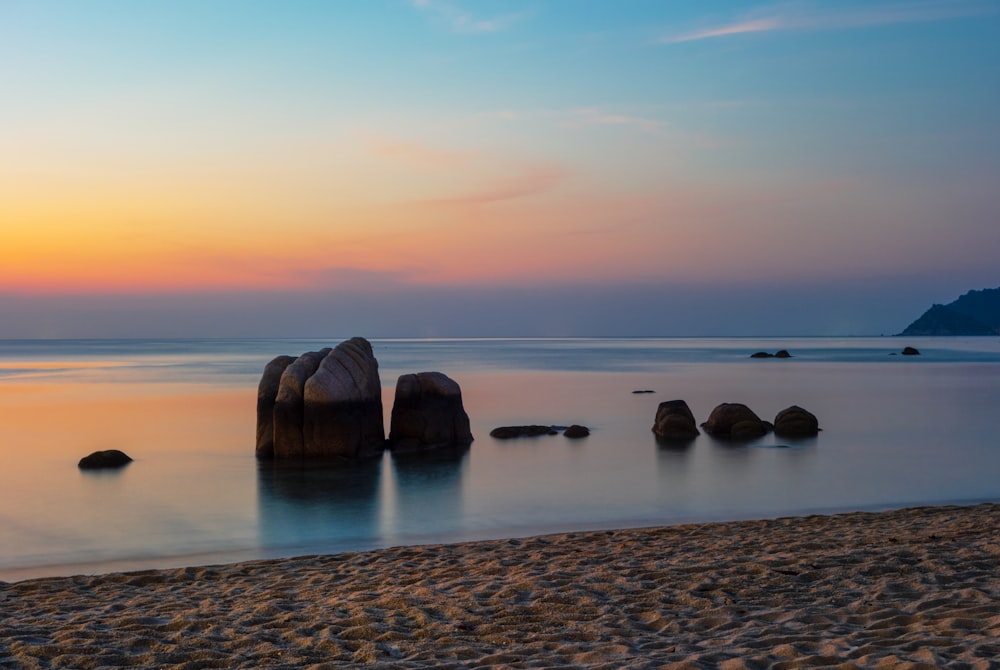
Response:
[272,349,330,459]
[702,403,769,439]
[303,338,385,459]
[258,338,385,460]
[78,449,133,470]
[652,399,699,441]
[388,371,473,453]
[255,355,295,459]
[773,405,820,437]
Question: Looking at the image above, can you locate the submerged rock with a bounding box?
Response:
[563,425,591,439]
[490,425,559,439]
[902,346,921,356]
[78,449,133,470]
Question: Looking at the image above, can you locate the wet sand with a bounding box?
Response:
[2,503,999,668]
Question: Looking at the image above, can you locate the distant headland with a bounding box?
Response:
[897,287,1000,336]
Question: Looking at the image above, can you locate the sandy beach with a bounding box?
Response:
[2,503,998,669]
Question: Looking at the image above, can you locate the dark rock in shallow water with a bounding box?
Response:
[632,389,656,394]
[652,399,699,441]
[255,355,296,459]
[389,371,473,453]
[563,425,590,439]
[78,449,133,470]
[901,346,921,356]
[751,350,792,359]
[773,405,820,437]
[258,338,385,460]
[701,403,769,439]
[303,338,385,459]
[490,425,558,439]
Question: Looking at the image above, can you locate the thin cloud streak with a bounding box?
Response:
[411,0,530,34]
[663,1,997,43]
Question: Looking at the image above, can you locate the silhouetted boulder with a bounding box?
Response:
[773,405,820,437]
[255,355,295,459]
[490,425,558,439]
[702,403,768,439]
[389,371,473,453]
[652,399,699,441]
[78,449,132,470]
[774,349,792,358]
[563,425,590,438]
[901,346,920,356]
[750,351,773,358]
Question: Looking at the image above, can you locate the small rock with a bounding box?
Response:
[750,351,774,358]
[774,350,792,358]
[78,449,133,470]
[632,390,656,394]
[563,425,590,438]
[901,346,920,356]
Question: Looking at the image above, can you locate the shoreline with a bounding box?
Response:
[3,503,999,668]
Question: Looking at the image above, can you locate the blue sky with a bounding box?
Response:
[1,1,998,336]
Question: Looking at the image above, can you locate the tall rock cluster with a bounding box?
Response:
[256,338,472,460]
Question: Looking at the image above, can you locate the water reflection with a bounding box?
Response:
[256,459,382,551]
[389,447,469,539]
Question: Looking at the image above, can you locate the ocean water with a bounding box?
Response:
[1,336,999,581]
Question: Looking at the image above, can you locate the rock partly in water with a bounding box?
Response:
[255,355,296,459]
[563,425,590,439]
[272,349,330,459]
[489,425,559,439]
[902,346,921,356]
[773,405,820,438]
[389,371,473,453]
[701,403,769,439]
[78,449,133,470]
[652,399,700,441]
[751,350,792,359]
[632,389,656,394]
[258,338,385,460]
[303,338,385,459]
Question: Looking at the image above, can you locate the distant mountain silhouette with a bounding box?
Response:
[898,287,1000,336]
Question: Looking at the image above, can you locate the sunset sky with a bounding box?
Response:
[3,0,999,337]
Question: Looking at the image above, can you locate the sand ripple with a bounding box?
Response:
[2,504,999,668]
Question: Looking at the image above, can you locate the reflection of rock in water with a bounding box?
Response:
[256,459,382,551]
[390,447,469,536]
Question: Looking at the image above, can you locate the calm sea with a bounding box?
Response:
[2,337,999,581]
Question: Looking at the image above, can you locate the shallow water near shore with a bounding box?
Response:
[2,336,999,581]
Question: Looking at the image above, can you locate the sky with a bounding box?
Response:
[2,0,999,337]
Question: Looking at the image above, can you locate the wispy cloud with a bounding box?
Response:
[418,165,566,207]
[561,108,667,136]
[662,1,997,43]
[412,0,530,34]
